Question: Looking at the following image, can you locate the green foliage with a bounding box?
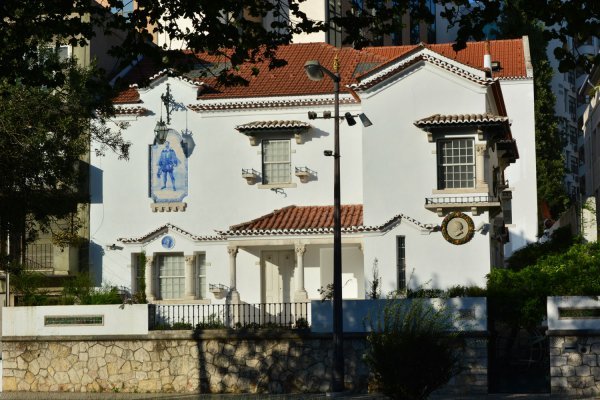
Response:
[493,1,569,221]
[294,317,310,329]
[60,274,122,305]
[195,314,226,330]
[317,283,334,302]
[367,258,382,299]
[135,252,148,304]
[0,55,129,261]
[407,285,487,299]
[365,298,463,400]
[506,226,578,271]
[487,242,600,328]
[10,270,50,306]
[171,321,193,330]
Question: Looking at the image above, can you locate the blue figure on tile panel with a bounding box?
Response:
[150,131,188,203]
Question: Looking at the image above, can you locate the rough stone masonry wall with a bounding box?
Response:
[2,332,487,394]
[549,333,600,397]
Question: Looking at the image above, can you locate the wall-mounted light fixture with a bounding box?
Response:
[154,83,176,145]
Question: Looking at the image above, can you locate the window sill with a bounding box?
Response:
[258,183,297,189]
[432,186,489,195]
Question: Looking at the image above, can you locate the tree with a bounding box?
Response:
[0,52,128,263]
[491,0,569,220]
[335,1,599,73]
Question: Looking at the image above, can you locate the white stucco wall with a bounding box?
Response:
[358,62,496,289]
[91,77,364,301]
[500,79,538,256]
[91,43,536,302]
[1,304,148,336]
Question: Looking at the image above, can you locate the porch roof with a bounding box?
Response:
[218,205,437,236]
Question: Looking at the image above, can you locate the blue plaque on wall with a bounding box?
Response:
[161,235,175,249]
[150,130,188,203]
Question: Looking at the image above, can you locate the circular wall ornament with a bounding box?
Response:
[161,235,175,249]
[441,212,475,245]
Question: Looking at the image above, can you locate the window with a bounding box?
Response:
[158,254,185,299]
[437,138,475,189]
[396,236,406,291]
[262,139,291,184]
[503,198,513,224]
[568,96,576,119]
[196,254,207,299]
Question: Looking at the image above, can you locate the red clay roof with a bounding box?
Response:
[114,38,527,103]
[415,113,509,126]
[229,205,363,231]
[113,87,141,104]
[363,39,526,79]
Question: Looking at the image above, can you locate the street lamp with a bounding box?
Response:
[304,56,372,394]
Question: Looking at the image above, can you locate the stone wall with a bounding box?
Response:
[549,333,600,397]
[2,331,487,394]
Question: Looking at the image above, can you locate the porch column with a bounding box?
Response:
[145,256,155,302]
[294,244,308,302]
[227,246,240,304]
[475,143,487,188]
[184,255,195,300]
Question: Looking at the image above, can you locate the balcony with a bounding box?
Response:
[425,195,501,216]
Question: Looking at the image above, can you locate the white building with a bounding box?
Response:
[90,38,536,304]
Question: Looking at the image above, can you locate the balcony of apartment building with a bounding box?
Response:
[25,240,79,276]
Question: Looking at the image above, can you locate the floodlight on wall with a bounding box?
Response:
[345,112,373,127]
[344,112,357,126]
[359,113,373,127]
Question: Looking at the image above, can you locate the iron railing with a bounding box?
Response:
[148,302,311,330]
[425,195,497,205]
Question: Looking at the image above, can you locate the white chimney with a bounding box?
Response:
[484,41,492,72]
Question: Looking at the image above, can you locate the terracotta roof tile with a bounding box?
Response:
[235,120,310,132]
[229,205,363,231]
[112,87,141,104]
[415,113,509,126]
[115,39,527,102]
[363,39,526,78]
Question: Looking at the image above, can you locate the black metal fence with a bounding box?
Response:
[148,302,311,330]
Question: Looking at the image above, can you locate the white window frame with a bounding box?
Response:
[437,138,475,190]
[195,253,207,300]
[261,139,291,185]
[157,253,185,300]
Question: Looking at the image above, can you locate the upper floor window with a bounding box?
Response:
[262,139,291,185]
[437,138,475,189]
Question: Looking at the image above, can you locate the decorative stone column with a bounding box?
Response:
[227,246,240,304]
[475,144,487,189]
[145,256,155,301]
[294,244,308,302]
[184,255,195,300]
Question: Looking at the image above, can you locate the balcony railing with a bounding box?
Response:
[148,302,310,331]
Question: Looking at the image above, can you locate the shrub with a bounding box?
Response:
[172,321,193,330]
[365,298,462,400]
[195,314,226,330]
[487,241,600,328]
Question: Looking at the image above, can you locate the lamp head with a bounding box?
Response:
[304,60,325,81]
[344,112,357,126]
[154,119,169,144]
[359,113,373,127]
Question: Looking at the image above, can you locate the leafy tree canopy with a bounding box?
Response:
[337,0,599,73]
[1,0,597,87]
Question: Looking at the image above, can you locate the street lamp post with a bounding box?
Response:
[304,56,344,393]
